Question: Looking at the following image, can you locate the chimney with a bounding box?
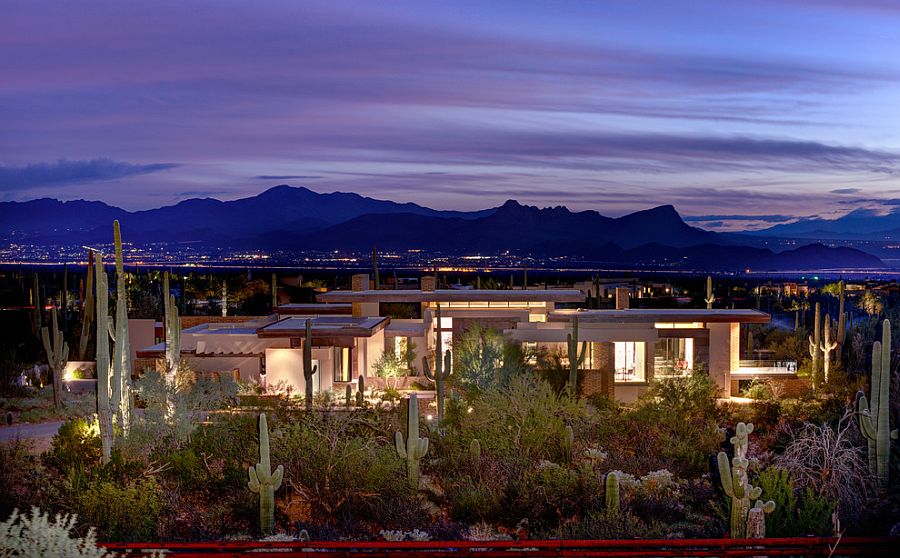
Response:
[615,287,630,310]
[351,274,369,292]
[421,275,436,292]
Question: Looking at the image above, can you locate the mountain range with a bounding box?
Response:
[751,208,900,241]
[0,185,884,270]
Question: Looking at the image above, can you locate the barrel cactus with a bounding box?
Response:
[248,413,283,535]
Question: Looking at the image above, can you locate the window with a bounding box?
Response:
[334,347,351,382]
[614,341,645,382]
[654,337,693,377]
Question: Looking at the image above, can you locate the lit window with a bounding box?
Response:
[614,342,645,383]
[654,338,693,377]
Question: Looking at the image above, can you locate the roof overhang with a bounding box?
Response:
[548,308,771,325]
[256,316,390,339]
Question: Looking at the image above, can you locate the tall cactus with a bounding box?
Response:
[94,251,113,465]
[567,315,587,392]
[271,273,278,311]
[372,246,380,289]
[808,302,821,389]
[605,472,620,515]
[820,314,837,385]
[356,375,366,407]
[31,272,42,337]
[110,221,132,434]
[303,318,318,411]
[395,393,429,488]
[705,276,715,309]
[163,271,181,420]
[856,319,897,494]
[717,422,775,538]
[221,281,227,317]
[248,413,283,536]
[836,280,846,361]
[41,306,69,410]
[78,250,95,360]
[423,303,451,421]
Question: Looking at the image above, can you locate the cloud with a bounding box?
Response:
[255,175,323,180]
[683,214,795,223]
[0,158,177,190]
[830,188,862,194]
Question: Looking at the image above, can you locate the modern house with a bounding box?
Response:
[134,274,788,402]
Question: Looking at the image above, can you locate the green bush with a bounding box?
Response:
[272,412,422,527]
[44,417,101,473]
[754,467,836,536]
[75,478,164,541]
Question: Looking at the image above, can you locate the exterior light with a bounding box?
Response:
[426,414,434,421]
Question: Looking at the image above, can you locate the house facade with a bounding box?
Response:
[135,274,777,401]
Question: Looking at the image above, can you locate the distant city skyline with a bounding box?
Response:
[1,0,899,231]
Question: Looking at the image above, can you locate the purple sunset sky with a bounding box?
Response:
[1,0,899,230]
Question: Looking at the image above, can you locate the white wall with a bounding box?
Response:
[708,322,739,393]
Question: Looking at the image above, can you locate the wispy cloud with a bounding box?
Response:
[683,214,795,223]
[255,175,323,180]
[0,158,177,190]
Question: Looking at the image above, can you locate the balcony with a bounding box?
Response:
[735,359,798,376]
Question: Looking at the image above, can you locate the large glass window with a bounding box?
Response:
[614,342,645,382]
[334,348,351,382]
[654,338,693,377]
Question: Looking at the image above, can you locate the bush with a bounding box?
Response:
[0,442,42,520]
[74,478,164,541]
[0,507,115,558]
[44,417,102,473]
[272,412,422,528]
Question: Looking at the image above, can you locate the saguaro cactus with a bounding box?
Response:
[78,250,95,360]
[820,314,837,385]
[836,280,846,360]
[705,276,715,309]
[163,271,181,419]
[857,319,897,494]
[808,302,822,389]
[747,500,776,539]
[356,375,366,407]
[31,272,42,337]
[271,273,278,311]
[567,315,587,392]
[41,306,69,410]
[110,220,132,434]
[94,251,113,465]
[303,318,318,411]
[605,472,620,515]
[248,413,283,536]
[717,422,775,538]
[395,393,429,488]
[372,246,380,289]
[423,303,451,421]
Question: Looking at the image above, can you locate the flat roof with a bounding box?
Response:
[549,308,770,324]
[256,316,389,338]
[317,288,584,304]
[277,303,352,315]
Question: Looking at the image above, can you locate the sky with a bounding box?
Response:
[1,0,899,231]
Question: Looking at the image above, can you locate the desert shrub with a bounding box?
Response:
[755,466,835,536]
[553,509,667,540]
[0,507,115,558]
[75,477,164,541]
[447,479,502,523]
[505,461,600,526]
[0,442,42,520]
[44,417,102,473]
[452,325,532,394]
[272,412,422,528]
[776,411,872,526]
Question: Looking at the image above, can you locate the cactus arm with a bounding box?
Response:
[395,431,407,458]
[717,452,735,498]
[248,466,261,492]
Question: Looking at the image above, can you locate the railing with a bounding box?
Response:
[737,360,798,374]
[102,536,895,557]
